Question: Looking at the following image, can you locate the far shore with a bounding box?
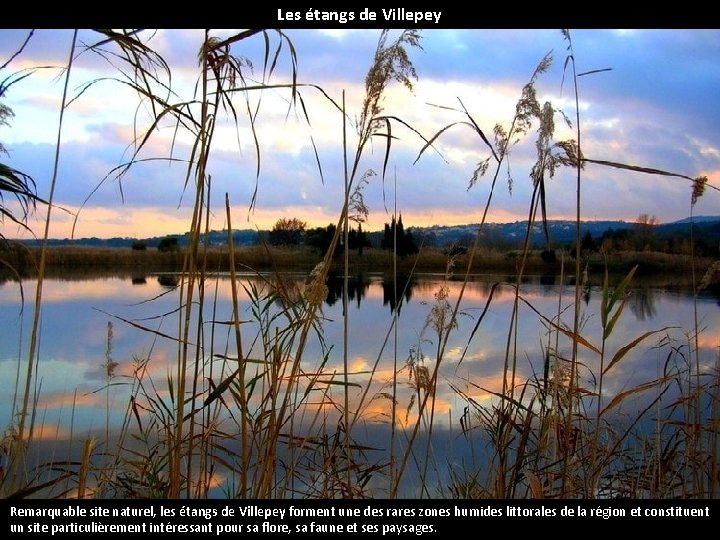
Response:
[1,244,716,290]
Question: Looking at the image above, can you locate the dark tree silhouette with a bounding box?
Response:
[381,214,418,257]
[269,217,306,246]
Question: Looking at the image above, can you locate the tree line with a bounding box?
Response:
[262,214,420,257]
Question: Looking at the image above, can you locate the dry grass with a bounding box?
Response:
[2,244,712,282]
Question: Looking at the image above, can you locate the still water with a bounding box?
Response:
[1,271,718,496]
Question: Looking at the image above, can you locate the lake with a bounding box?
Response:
[1,271,717,497]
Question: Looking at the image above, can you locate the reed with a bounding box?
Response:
[0,28,717,500]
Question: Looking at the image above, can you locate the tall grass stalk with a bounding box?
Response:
[390,169,399,493]
[397,49,562,498]
[342,90,351,491]
[77,438,93,499]
[223,193,248,495]
[7,30,77,497]
[293,29,424,496]
[201,29,422,498]
[186,180,215,498]
[562,28,584,497]
[64,28,309,498]
[689,181,703,495]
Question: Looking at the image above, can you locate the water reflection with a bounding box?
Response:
[630,285,657,321]
[0,272,718,497]
[380,273,415,314]
[325,272,372,309]
[157,274,179,288]
[306,272,419,315]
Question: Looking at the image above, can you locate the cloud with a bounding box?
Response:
[2,28,719,240]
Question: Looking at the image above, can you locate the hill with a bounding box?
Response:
[12,217,720,252]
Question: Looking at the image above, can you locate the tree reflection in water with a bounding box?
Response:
[630,285,657,321]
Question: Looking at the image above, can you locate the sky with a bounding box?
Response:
[0,27,719,240]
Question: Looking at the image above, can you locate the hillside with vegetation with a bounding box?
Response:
[10,215,720,256]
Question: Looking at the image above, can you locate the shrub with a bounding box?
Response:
[157,236,179,252]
